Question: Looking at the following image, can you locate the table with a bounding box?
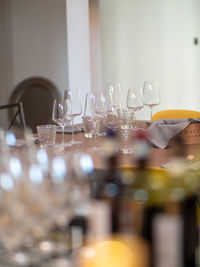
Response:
[53,126,200,170]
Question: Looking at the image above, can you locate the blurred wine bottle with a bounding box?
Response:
[94,128,124,233]
[119,129,152,236]
[73,129,150,267]
[120,132,199,267]
[147,135,198,267]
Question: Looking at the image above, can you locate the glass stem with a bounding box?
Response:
[61,126,65,145]
[94,122,99,148]
[94,134,97,148]
[133,111,136,128]
[71,117,75,142]
[150,107,153,121]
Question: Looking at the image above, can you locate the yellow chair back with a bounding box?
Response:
[152,109,200,120]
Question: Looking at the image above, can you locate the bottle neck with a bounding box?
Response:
[107,154,118,170]
[137,157,148,170]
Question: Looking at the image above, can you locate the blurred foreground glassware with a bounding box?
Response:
[52,99,72,148]
[65,89,82,145]
[143,81,160,120]
[0,129,94,266]
[0,135,72,265]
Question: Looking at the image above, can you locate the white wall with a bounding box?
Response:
[66,0,91,123]
[89,0,102,92]
[11,0,68,97]
[99,0,200,119]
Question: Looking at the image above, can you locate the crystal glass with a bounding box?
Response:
[82,116,94,138]
[86,116,101,151]
[65,89,82,145]
[37,124,56,148]
[143,81,160,120]
[52,99,72,148]
[120,108,135,128]
[118,126,135,154]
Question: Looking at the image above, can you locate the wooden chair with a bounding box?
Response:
[0,102,26,130]
[152,109,200,120]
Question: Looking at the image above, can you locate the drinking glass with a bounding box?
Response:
[104,81,122,130]
[118,126,135,154]
[143,81,160,120]
[52,99,72,148]
[65,89,82,145]
[37,124,56,148]
[85,116,101,151]
[126,88,144,127]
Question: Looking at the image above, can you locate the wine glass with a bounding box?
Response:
[94,91,106,136]
[105,81,122,108]
[95,91,106,116]
[104,81,122,130]
[143,80,160,120]
[65,89,82,145]
[126,88,144,125]
[83,92,101,151]
[52,99,72,148]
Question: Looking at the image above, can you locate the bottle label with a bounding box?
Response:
[89,201,111,240]
[153,214,183,267]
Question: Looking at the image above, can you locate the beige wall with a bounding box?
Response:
[99,0,200,119]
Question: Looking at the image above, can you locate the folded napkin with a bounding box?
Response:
[147,118,200,149]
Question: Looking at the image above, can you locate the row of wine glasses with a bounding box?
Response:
[104,80,160,123]
[86,80,160,130]
[50,81,160,150]
[126,80,160,121]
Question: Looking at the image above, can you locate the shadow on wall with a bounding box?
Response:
[9,77,60,133]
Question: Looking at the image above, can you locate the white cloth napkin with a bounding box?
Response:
[147,118,200,149]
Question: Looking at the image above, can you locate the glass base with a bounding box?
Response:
[118,148,134,154]
[98,132,106,137]
[54,143,72,149]
[70,140,82,145]
[87,146,99,153]
[84,133,94,138]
